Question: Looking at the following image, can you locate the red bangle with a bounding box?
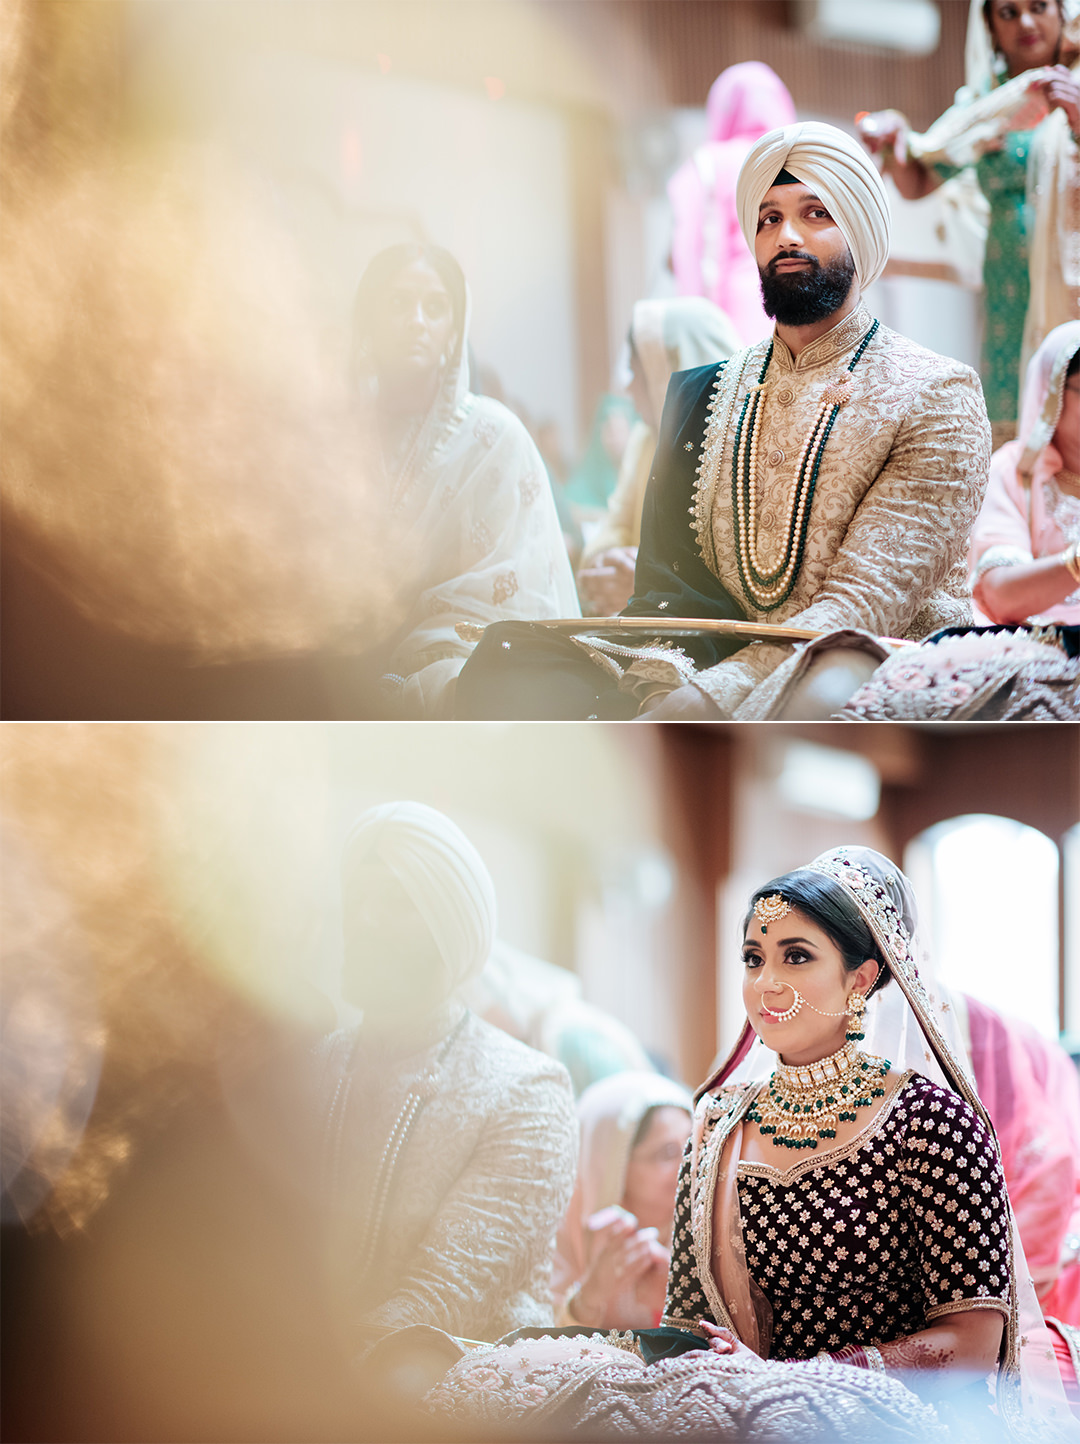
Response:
[823,1344,870,1368]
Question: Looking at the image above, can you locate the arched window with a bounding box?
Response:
[904,815,1060,1039]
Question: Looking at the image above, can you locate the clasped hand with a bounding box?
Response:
[577,547,638,617]
[572,1206,671,1329]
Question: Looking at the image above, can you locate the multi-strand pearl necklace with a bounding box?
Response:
[731,319,880,612]
[746,1039,891,1151]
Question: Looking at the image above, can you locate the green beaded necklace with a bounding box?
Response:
[747,1001,891,1151]
[731,318,880,612]
[746,1045,890,1151]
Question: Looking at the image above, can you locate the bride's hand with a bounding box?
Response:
[699,1320,757,1360]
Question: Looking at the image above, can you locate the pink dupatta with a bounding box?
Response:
[667,64,796,346]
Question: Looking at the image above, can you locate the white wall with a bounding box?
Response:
[604,102,982,377]
[124,6,579,446]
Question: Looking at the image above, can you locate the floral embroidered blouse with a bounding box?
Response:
[662,1073,1012,1359]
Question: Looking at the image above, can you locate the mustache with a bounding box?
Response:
[766,250,821,275]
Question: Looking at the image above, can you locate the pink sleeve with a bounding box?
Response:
[967,996,1080,1305]
[969,443,1034,567]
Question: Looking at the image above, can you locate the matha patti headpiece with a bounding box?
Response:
[753,894,791,935]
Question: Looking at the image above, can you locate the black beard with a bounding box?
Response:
[759,251,857,327]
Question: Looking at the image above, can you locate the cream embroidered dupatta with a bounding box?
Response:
[690,847,1073,1440]
[358,291,579,719]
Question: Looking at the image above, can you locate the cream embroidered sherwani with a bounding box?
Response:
[317,1010,577,1354]
[629,304,991,718]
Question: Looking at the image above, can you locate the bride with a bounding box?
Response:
[423,848,1075,1440]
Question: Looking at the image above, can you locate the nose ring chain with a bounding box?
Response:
[761,982,852,1022]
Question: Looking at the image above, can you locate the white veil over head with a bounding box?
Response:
[350,246,474,496]
[708,845,1073,1439]
[964,0,1080,96]
[1016,319,1080,485]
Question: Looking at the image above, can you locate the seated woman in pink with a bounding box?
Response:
[970,320,1080,626]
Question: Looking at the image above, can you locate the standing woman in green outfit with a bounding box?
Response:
[859,0,1079,445]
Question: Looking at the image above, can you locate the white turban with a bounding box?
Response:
[736,122,891,289]
[342,801,496,994]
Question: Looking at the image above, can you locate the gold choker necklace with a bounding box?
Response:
[747,1041,891,1150]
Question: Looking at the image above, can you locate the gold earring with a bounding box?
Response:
[846,991,867,1043]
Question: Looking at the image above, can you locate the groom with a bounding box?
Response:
[457,121,989,721]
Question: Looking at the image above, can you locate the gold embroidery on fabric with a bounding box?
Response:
[603,1330,644,1357]
[807,849,1025,1436]
[696,310,987,644]
[691,348,753,579]
[492,570,519,605]
[779,306,874,372]
[660,1313,709,1336]
[690,1085,755,1335]
[924,1298,1010,1322]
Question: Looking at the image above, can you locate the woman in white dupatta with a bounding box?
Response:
[971,320,1080,625]
[576,297,740,617]
[352,245,579,719]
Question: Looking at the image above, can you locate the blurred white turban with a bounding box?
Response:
[736,122,891,289]
[342,801,496,993]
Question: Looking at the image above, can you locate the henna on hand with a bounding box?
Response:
[879,1308,1004,1379]
[879,1334,955,1372]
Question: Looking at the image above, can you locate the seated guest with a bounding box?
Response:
[578,298,740,617]
[832,325,1080,718]
[971,321,1080,626]
[351,245,579,719]
[456,123,989,721]
[563,395,638,519]
[316,802,577,1354]
[552,1072,692,1329]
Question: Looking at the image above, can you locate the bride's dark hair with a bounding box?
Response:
[743,871,893,992]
